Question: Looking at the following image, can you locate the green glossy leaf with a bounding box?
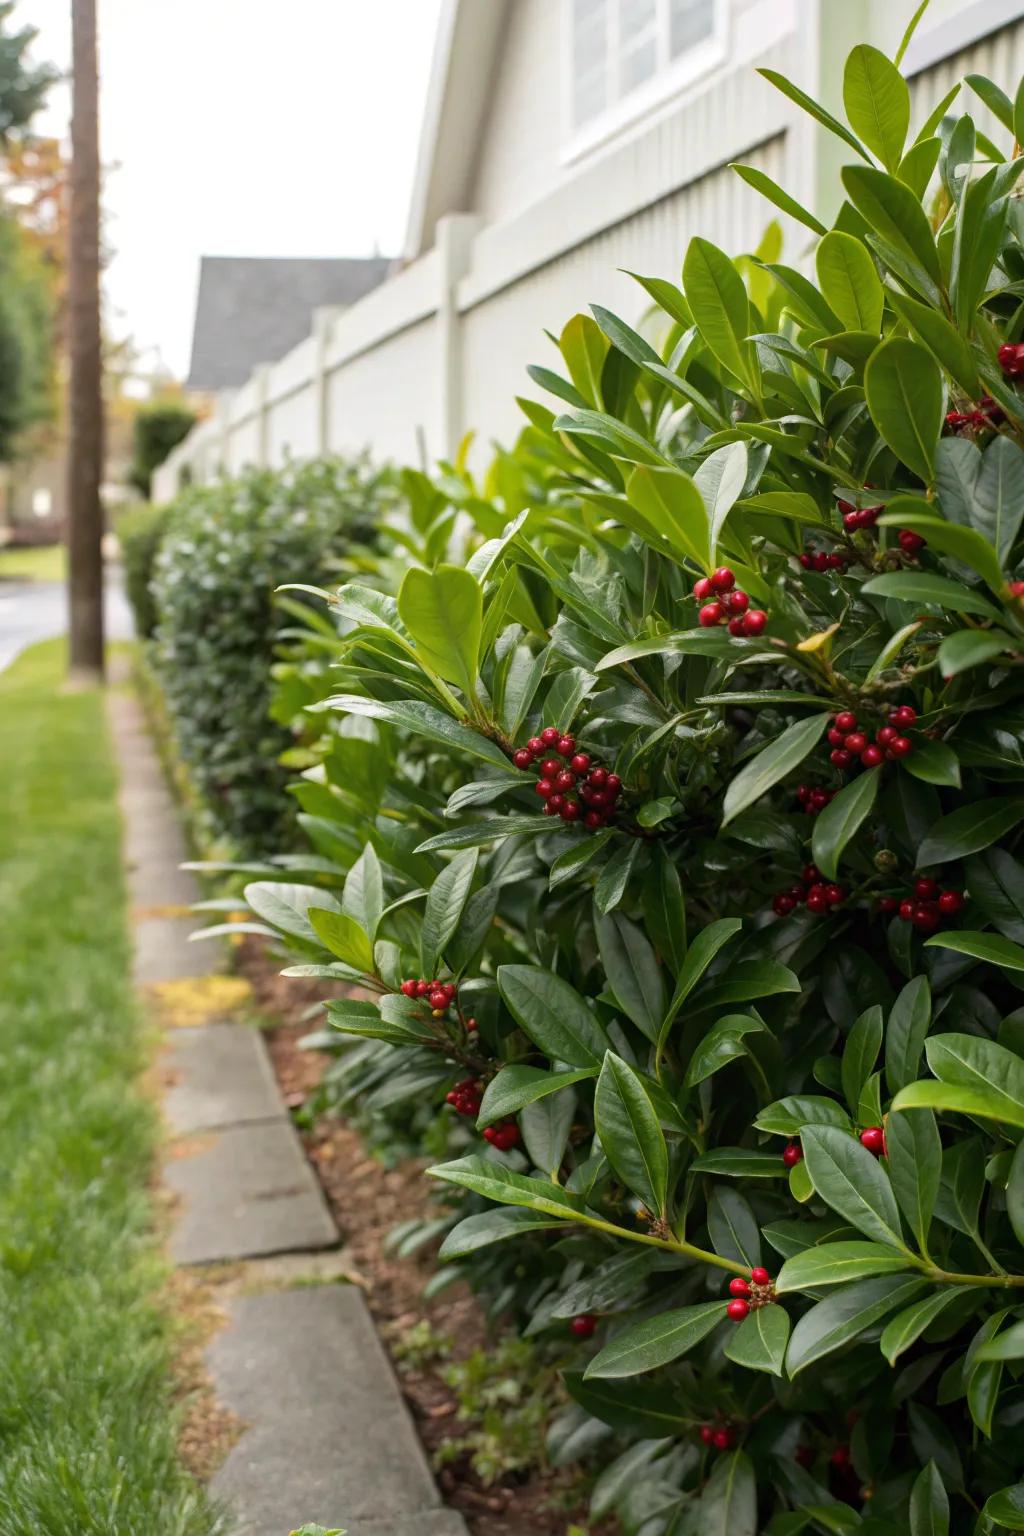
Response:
[864,337,943,484]
[477,1065,596,1128]
[722,713,831,826]
[684,1013,765,1088]
[438,1207,563,1259]
[626,465,710,568]
[776,1241,913,1292]
[917,799,1024,867]
[844,45,910,170]
[323,695,510,769]
[842,164,941,285]
[938,629,1013,679]
[860,570,1001,620]
[584,1301,729,1378]
[902,738,962,789]
[594,1052,669,1217]
[841,1006,883,1117]
[888,290,980,396]
[420,848,477,976]
[309,907,374,973]
[816,230,883,332]
[885,1108,941,1254]
[397,563,482,695]
[886,976,932,1095]
[708,1186,761,1268]
[427,1154,584,1221]
[690,1148,788,1178]
[563,1372,690,1436]
[244,881,341,947]
[801,1125,906,1250]
[976,1318,1024,1362]
[875,506,1005,591]
[891,1080,1024,1129]
[811,766,881,880]
[497,965,610,1068]
[699,1451,758,1536]
[981,1484,1024,1530]
[909,1462,950,1536]
[696,440,749,558]
[786,1275,928,1375]
[925,1031,1024,1116]
[730,163,827,236]
[414,816,549,853]
[595,909,666,1043]
[658,917,742,1049]
[754,1096,853,1136]
[925,930,1024,971]
[880,1287,977,1365]
[723,1305,790,1376]
[683,237,752,387]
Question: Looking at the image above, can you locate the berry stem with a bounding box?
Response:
[562,1207,749,1275]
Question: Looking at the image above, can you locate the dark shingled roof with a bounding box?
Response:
[186,255,393,391]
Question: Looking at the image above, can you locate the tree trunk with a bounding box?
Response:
[66,0,104,682]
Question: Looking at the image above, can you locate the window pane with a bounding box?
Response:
[619,0,657,92]
[573,0,609,124]
[669,0,715,56]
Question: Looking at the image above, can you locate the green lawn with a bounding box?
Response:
[0,542,66,582]
[0,641,224,1536]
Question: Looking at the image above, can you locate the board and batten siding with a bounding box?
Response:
[153,6,1024,501]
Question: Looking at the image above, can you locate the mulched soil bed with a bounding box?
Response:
[240,938,612,1536]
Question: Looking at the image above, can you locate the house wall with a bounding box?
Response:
[153,3,1024,502]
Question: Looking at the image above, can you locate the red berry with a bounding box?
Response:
[783,1140,803,1167]
[750,1267,771,1286]
[728,616,747,636]
[513,749,532,769]
[711,566,735,592]
[466,1017,478,1031]
[802,864,821,883]
[806,893,829,915]
[914,877,939,900]
[827,728,846,747]
[606,773,622,795]
[876,726,897,747]
[834,712,857,733]
[588,791,610,809]
[809,788,830,810]
[535,779,554,798]
[583,810,604,829]
[588,767,607,788]
[843,509,861,530]
[860,1127,885,1155]
[830,749,853,770]
[541,726,560,746]
[799,553,813,569]
[844,732,867,754]
[889,705,917,727]
[570,754,590,773]
[547,795,564,814]
[938,889,964,914]
[699,601,725,627]
[693,575,714,600]
[831,1445,851,1468]
[772,893,796,916]
[743,610,767,636]
[826,553,845,569]
[913,905,939,932]
[712,1428,734,1451]
[700,1425,715,1445]
[557,735,576,757]
[889,736,912,757]
[813,552,829,572]
[861,506,881,526]
[428,990,447,1011]
[400,979,418,998]
[837,499,855,515]
[570,1313,597,1339]
[725,589,749,614]
[1010,580,1024,598]
[878,897,900,914]
[554,770,576,791]
[899,899,915,921]
[728,1278,751,1297]
[726,1299,750,1321]
[539,757,561,779]
[560,800,581,822]
[416,981,431,997]
[825,885,845,905]
[527,736,544,756]
[899,529,926,554]
[860,744,884,768]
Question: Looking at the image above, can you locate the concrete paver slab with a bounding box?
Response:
[134,915,219,984]
[165,1120,339,1264]
[163,1024,285,1135]
[209,1287,465,1536]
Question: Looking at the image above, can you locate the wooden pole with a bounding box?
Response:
[66,0,104,682]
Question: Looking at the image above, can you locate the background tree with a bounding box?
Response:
[129,398,196,498]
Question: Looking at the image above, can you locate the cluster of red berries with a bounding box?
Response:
[827,706,915,772]
[796,784,834,816]
[699,1424,736,1451]
[401,977,457,1017]
[946,396,1003,433]
[725,1267,774,1321]
[1010,580,1024,602]
[446,1078,481,1117]
[838,499,881,533]
[897,528,926,555]
[860,1126,886,1156]
[998,342,1024,379]
[570,1313,596,1339]
[693,567,767,637]
[799,547,847,573]
[482,1120,520,1150]
[772,864,846,919]
[878,877,965,933]
[514,726,621,829]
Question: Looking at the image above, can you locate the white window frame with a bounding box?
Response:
[561,0,729,164]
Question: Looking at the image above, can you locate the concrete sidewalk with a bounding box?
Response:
[107,684,468,1536]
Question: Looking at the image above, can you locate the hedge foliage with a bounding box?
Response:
[190,30,1024,1536]
[118,503,170,640]
[150,455,396,854]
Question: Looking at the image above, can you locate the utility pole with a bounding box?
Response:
[66,0,104,683]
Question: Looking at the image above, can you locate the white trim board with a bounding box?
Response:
[903,0,1024,76]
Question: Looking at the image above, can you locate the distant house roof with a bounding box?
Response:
[186,255,393,391]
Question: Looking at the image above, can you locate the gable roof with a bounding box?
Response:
[404,0,510,258]
[186,255,393,390]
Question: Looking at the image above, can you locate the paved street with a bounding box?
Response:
[0,573,134,672]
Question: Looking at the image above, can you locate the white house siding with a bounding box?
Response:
[908,18,1024,145]
[267,384,318,464]
[325,317,439,467]
[460,134,792,451]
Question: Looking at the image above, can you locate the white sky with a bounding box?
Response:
[15,0,444,379]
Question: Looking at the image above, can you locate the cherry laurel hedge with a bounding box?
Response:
[211,35,1024,1536]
